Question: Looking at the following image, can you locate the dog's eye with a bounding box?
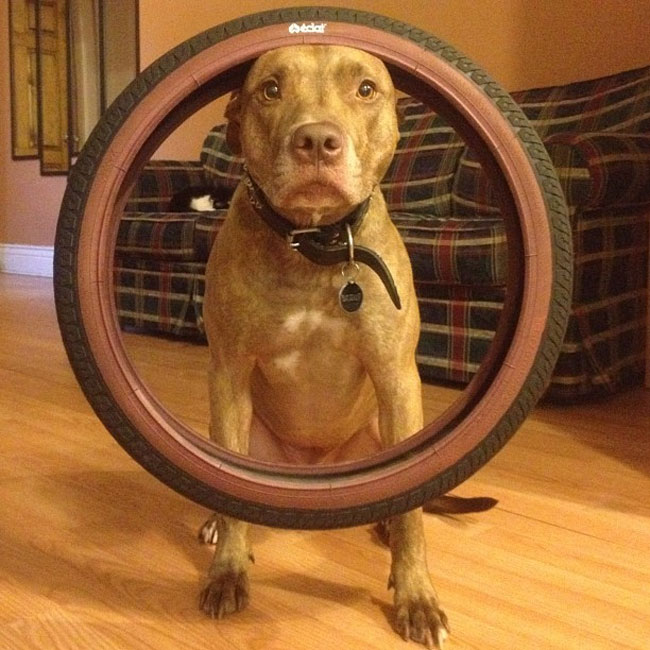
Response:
[262,80,281,101]
[357,80,377,99]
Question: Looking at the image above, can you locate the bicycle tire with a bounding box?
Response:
[54,6,572,529]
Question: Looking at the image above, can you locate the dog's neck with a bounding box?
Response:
[242,172,401,310]
[242,172,369,249]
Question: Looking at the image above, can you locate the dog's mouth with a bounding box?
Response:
[292,179,347,202]
[266,172,362,226]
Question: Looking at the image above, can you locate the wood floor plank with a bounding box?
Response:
[1,274,649,650]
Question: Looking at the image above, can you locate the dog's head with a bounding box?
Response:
[226,45,399,227]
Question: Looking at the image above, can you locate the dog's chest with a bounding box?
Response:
[270,305,347,358]
[258,304,360,380]
[252,304,373,443]
[280,307,342,338]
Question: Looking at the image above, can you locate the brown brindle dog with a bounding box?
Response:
[200,44,449,648]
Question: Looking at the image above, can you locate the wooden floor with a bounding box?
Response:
[1,273,649,650]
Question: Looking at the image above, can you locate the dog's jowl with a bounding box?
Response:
[200,45,449,649]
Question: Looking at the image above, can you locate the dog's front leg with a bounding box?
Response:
[388,509,449,649]
[372,360,450,649]
[199,356,255,619]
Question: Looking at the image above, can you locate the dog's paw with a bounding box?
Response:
[394,595,449,649]
[199,570,250,619]
[390,575,449,649]
[198,516,219,544]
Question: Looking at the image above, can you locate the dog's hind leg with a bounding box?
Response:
[198,514,220,545]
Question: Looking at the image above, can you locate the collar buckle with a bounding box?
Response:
[286,227,321,250]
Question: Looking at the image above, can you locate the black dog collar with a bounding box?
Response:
[243,173,401,310]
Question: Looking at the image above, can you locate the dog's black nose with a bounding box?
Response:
[291,122,344,164]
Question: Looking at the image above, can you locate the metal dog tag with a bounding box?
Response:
[339,223,363,312]
[339,281,363,312]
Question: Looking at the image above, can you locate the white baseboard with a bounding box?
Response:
[0,244,54,277]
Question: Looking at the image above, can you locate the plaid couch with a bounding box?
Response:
[116,65,650,400]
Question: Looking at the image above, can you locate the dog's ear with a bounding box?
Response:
[395,96,408,126]
[224,91,242,155]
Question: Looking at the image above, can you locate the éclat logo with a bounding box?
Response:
[288,22,327,34]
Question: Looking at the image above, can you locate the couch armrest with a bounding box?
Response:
[124,160,206,212]
[544,132,650,211]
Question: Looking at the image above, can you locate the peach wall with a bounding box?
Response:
[0,4,67,247]
[2,0,650,246]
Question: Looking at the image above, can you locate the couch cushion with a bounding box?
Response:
[194,213,226,261]
[124,161,206,212]
[381,98,465,216]
[201,125,245,189]
[449,149,501,217]
[117,214,197,261]
[117,212,227,263]
[392,212,507,287]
